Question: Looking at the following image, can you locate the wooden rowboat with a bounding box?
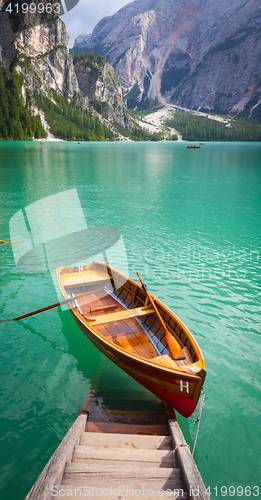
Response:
[56,262,206,418]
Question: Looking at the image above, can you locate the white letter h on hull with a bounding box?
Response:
[180,380,189,393]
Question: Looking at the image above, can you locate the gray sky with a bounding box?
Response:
[62,0,131,48]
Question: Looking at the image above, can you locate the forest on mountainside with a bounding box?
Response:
[34,93,115,141]
[165,111,261,141]
[0,64,46,141]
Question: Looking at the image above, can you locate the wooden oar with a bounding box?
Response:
[0,240,23,243]
[136,272,183,360]
[0,293,87,323]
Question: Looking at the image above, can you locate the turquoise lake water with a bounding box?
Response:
[0,141,261,500]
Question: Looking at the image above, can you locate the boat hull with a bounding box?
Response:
[132,377,197,418]
[72,311,205,418]
[56,262,206,418]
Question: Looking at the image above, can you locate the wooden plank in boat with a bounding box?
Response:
[115,319,133,335]
[86,307,154,326]
[85,421,169,435]
[183,346,193,364]
[102,321,121,338]
[65,278,111,292]
[116,335,135,354]
[78,291,120,313]
[81,272,106,283]
[150,354,177,369]
[134,331,159,358]
[61,275,75,286]
[125,316,145,333]
[89,304,118,314]
[100,293,120,307]
[125,332,151,358]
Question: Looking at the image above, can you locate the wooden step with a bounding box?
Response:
[54,485,188,499]
[85,421,169,435]
[72,445,174,467]
[80,431,172,450]
[64,462,181,477]
[63,462,183,487]
[87,408,168,425]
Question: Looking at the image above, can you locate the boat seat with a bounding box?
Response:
[64,278,111,292]
[85,306,154,326]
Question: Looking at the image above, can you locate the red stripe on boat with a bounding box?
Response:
[133,376,197,418]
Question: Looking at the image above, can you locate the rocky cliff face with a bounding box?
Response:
[0,2,129,128]
[74,53,129,127]
[79,0,261,114]
[74,34,92,49]
[0,2,79,99]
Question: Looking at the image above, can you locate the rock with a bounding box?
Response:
[78,0,261,114]
[0,3,80,99]
[74,53,129,128]
[74,34,91,49]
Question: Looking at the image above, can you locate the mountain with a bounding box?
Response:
[0,2,130,140]
[0,3,80,99]
[73,52,129,128]
[74,34,92,49]
[76,0,261,115]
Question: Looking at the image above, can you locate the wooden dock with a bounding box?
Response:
[25,393,210,500]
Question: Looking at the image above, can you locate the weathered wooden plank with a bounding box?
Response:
[25,414,87,500]
[72,446,174,467]
[167,408,210,500]
[62,478,185,491]
[79,432,172,450]
[63,463,183,490]
[86,307,154,325]
[85,421,169,435]
[64,461,182,478]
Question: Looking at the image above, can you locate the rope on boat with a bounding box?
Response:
[192,387,205,457]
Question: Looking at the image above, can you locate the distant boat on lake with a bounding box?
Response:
[187,145,200,149]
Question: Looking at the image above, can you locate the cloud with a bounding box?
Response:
[61,0,131,47]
